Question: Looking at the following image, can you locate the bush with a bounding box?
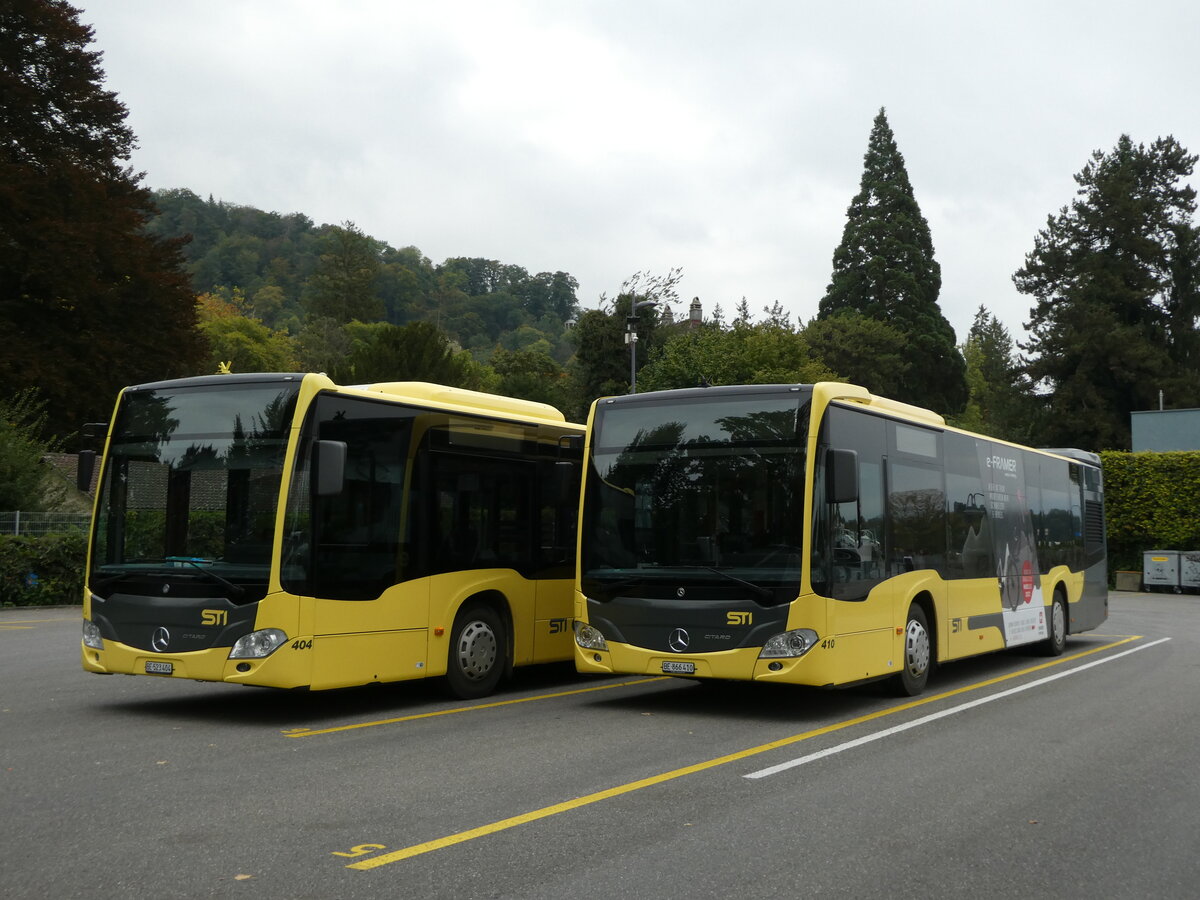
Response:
[1102,450,1200,576]
[0,531,86,607]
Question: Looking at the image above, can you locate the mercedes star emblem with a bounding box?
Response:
[151,626,170,653]
[668,627,690,653]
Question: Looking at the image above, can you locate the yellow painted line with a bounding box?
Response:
[0,625,35,630]
[0,617,75,624]
[284,677,669,738]
[348,636,1141,871]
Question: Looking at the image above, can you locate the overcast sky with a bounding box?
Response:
[76,0,1200,343]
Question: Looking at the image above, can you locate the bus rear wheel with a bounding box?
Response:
[895,604,931,696]
[1040,592,1068,657]
[446,603,506,699]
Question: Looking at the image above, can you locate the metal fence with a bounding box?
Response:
[0,511,92,536]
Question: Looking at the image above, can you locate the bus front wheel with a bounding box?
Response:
[895,604,931,696]
[446,603,506,699]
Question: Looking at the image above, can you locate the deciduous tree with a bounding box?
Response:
[294,317,353,375]
[569,269,681,407]
[803,311,911,397]
[331,321,485,389]
[0,0,205,441]
[0,388,65,510]
[195,294,298,374]
[491,348,572,411]
[638,320,836,391]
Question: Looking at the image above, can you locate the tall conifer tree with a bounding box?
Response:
[954,306,1035,441]
[1015,135,1200,450]
[819,108,967,413]
[303,222,384,324]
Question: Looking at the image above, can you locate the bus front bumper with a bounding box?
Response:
[574,640,832,685]
[80,637,312,688]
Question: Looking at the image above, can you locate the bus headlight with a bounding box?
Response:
[574,620,608,651]
[229,629,288,659]
[82,619,103,650]
[759,629,819,659]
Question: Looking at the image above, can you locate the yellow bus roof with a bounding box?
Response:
[354,380,576,427]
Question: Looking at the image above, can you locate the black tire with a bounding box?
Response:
[1040,591,1068,657]
[445,603,506,699]
[894,604,932,696]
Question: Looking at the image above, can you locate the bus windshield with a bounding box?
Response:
[580,390,809,603]
[89,378,301,603]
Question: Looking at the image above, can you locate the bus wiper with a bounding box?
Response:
[582,574,645,594]
[91,571,140,592]
[674,565,773,600]
[166,557,246,600]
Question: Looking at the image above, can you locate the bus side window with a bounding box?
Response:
[945,432,993,580]
[887,461,946,577]
[886,420,945,578]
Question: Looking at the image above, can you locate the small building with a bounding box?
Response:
[1131,408,1200,452]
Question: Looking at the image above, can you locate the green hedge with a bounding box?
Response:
[1101,450,1200,577]
[0,532,86,607]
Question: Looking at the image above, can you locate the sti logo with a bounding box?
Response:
[726,612,753,626]
[201,609,228,626]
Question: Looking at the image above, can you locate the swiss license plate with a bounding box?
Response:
[662,660,696,675]
[145,660,174,675]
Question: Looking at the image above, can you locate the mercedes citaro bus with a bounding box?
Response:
[81,373,583,698]
[573,382,1106,695]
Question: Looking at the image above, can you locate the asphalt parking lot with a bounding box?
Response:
[3,591,1198,899]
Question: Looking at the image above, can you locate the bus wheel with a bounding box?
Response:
[1040,592,1067,657]
[446,603,506,699]
[895,604,931,696]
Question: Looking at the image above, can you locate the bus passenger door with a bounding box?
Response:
[820,443,894,683]
[532,456,578,663]
[533,578,574,662]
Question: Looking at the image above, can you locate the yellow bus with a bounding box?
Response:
[572,382,1107,695]
[81,373,584,698]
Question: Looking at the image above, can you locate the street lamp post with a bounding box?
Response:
[626,299,659,393]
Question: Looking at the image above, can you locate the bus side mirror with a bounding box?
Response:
[826,449,858,505]
[315,440,347,496]
[77,450,96,492]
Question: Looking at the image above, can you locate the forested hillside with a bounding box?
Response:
[146,188,581,365]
